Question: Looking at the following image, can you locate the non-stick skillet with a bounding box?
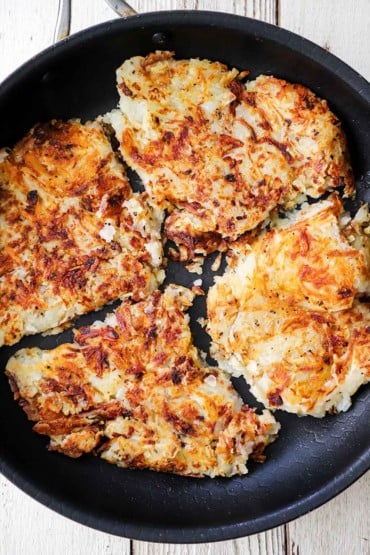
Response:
[0,10,369,544]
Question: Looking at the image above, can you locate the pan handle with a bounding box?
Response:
[53,0,136,43]
[53,0,72,42]
[104,0,137,17]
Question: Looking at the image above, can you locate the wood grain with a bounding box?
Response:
[133,528,286,555]
[134,532,286,555]
[0,0,57,83]
[280,0,370,81]
[286,472,370,555]
[0,1,369,554]
[0,473,130,555]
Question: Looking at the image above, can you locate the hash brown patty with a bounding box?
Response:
[6,286,279,477]
[0,119,164,346]
[106,51,353,260]
[207,196,370,417]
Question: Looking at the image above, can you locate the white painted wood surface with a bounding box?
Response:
[0,1,369,554]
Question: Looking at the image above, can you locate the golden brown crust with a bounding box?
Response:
[242,76,353,198]
[107,52,353,259]
[6,286,279,477]
[0,119,163,346]
[207,197,370,417]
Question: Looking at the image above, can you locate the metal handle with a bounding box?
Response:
[53,0,71,42]
[104,0,137,17]
[53,0,136,44]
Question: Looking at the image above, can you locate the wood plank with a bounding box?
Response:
[280,1,370,554]
[71,0,118,33]
[286,472,370,555]
[72,0,277,21]
[0,474,130,555]
[133,531,286,555]
[279,0,370,82]
[0,0,58,83]
[136,0,277,19]
[132,3,284,552]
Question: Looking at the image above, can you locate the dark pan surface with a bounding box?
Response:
[0,11,370,543]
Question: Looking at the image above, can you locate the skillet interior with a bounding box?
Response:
[0,11,370,543]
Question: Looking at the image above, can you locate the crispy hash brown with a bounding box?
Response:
[6,286,279,477]
[0,120,164,347]
[207,196,370,417]
[106,51,353,260]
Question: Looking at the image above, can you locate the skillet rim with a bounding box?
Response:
[0,10,369,543]
[2,10,370,97]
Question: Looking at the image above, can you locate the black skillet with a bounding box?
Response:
[0,11,370,544]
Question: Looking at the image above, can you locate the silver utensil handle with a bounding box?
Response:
[53,0,72,42]
[104,0,137,17]
[53,0,136,44]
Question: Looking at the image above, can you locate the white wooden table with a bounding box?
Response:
[0,1,369,554]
